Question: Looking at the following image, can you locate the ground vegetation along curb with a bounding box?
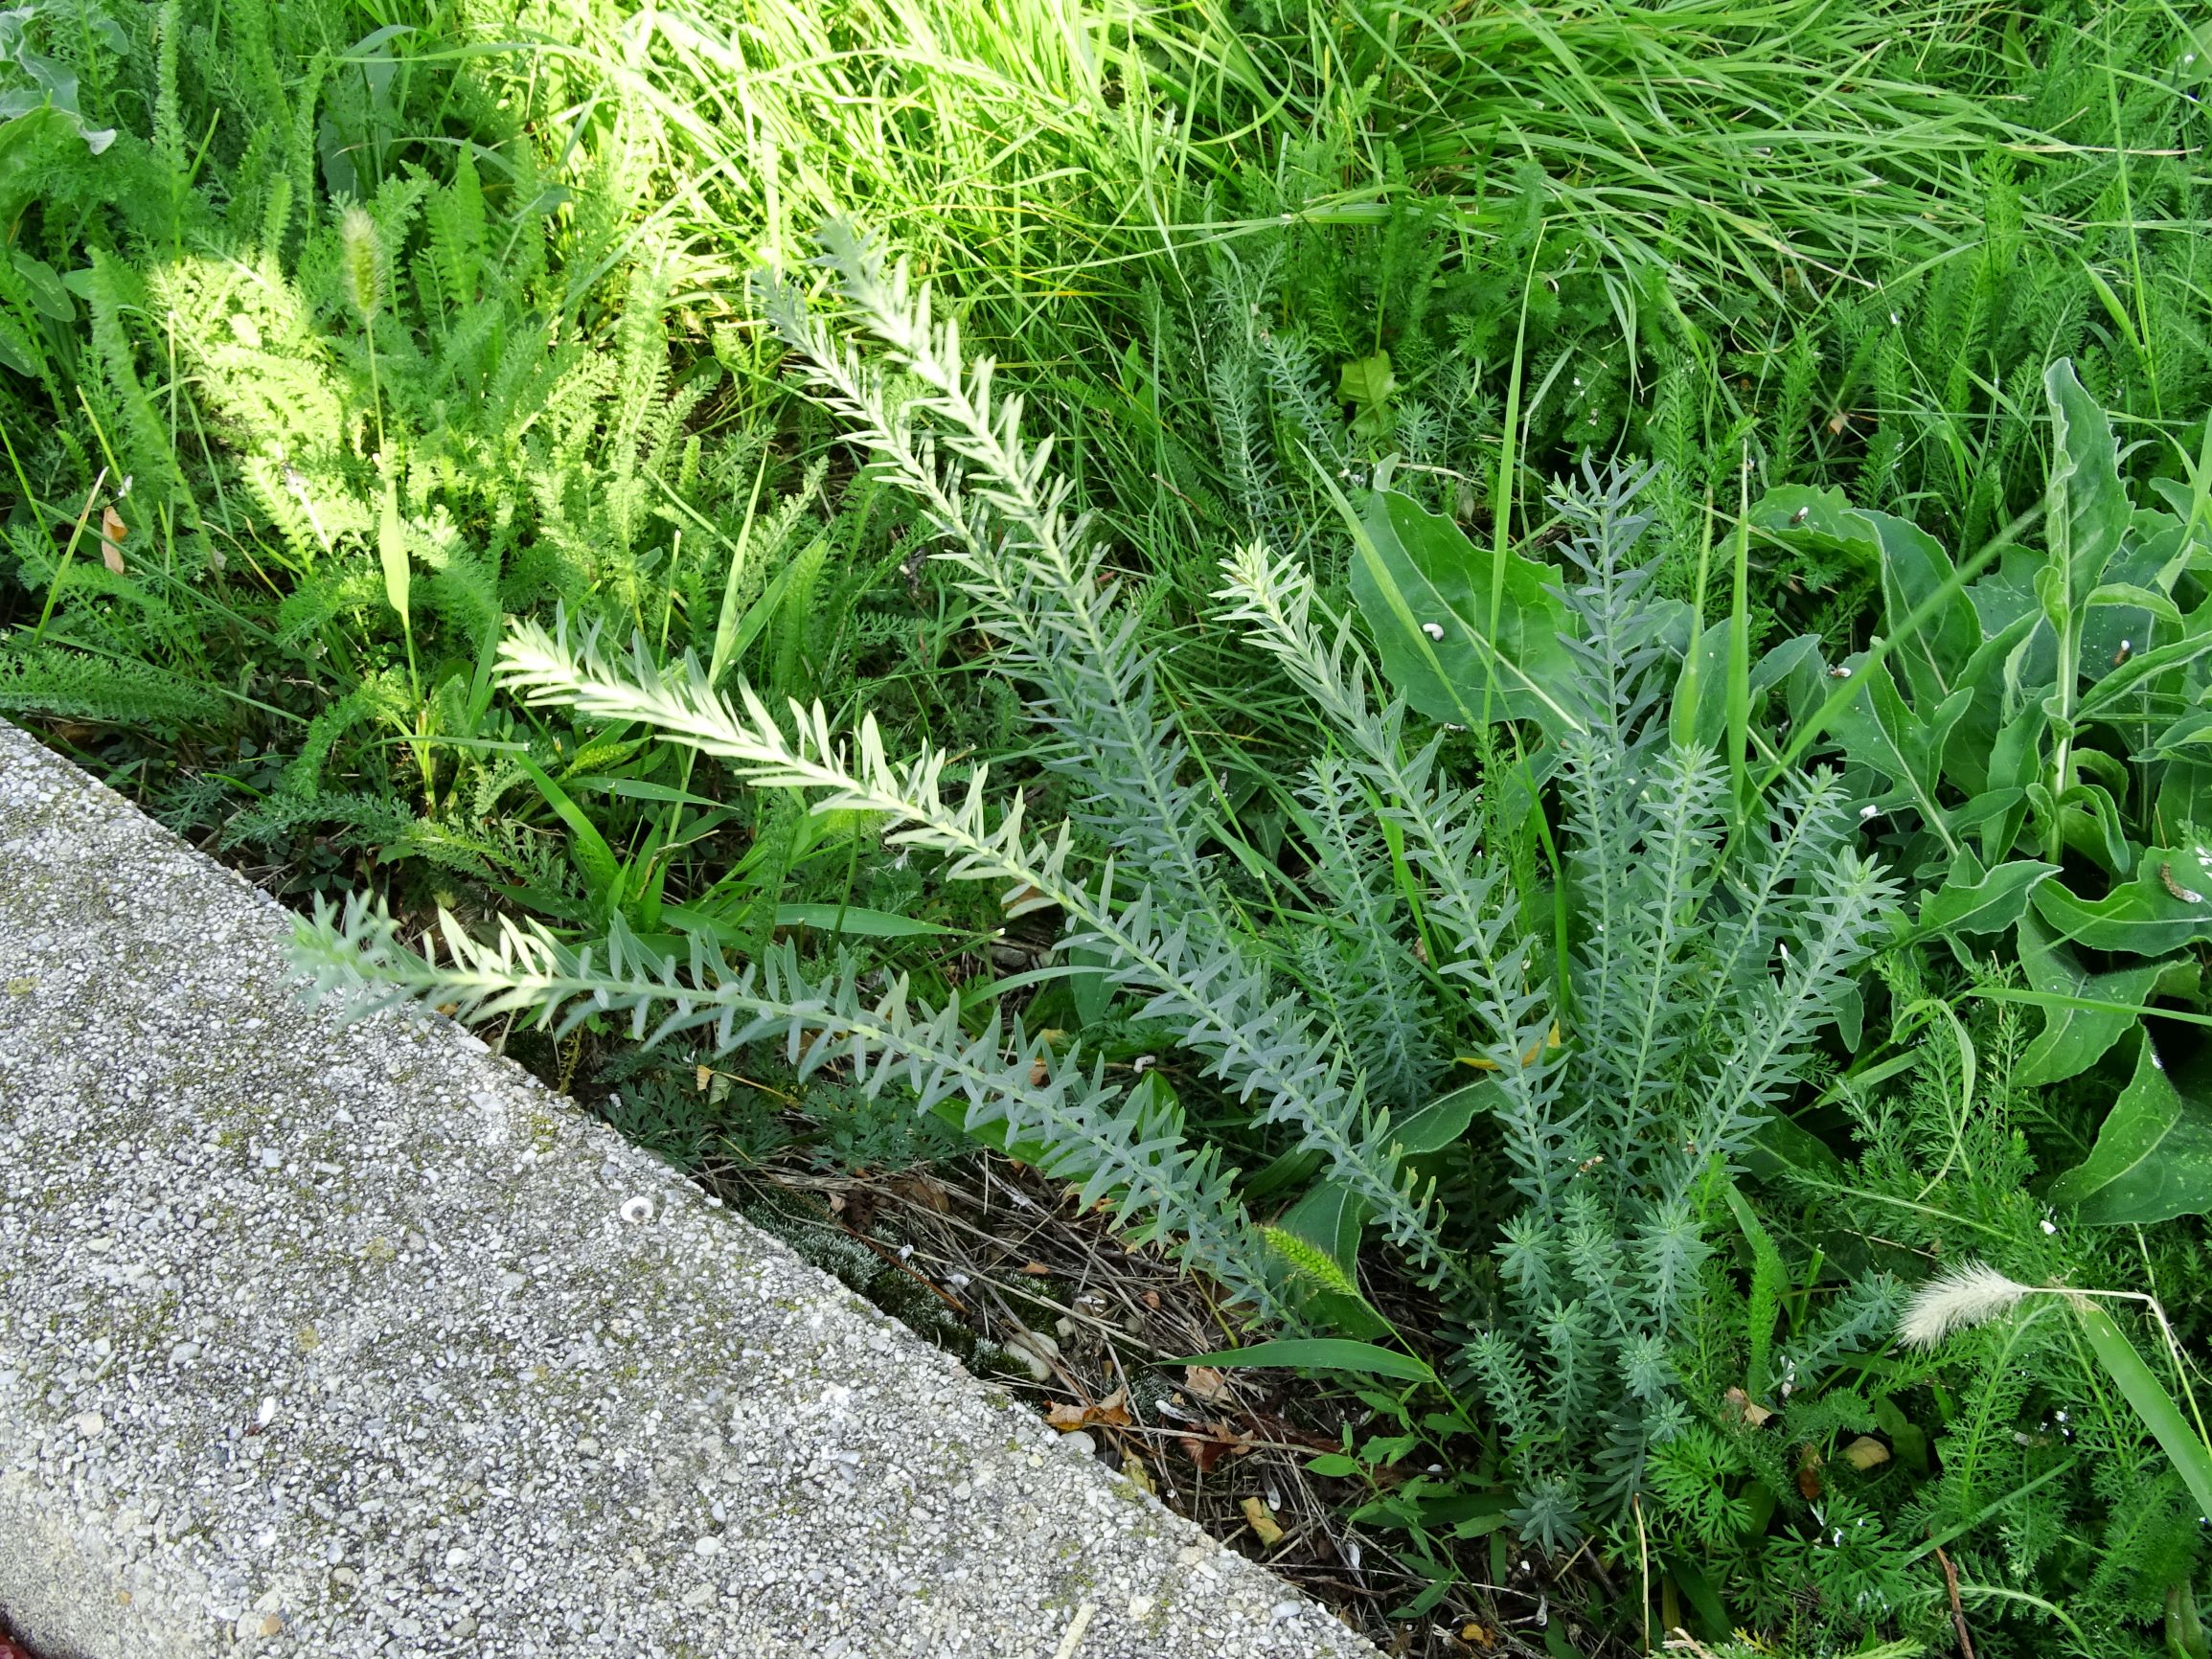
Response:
[0,721,1375,1659]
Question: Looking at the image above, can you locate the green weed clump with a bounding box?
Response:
[14,0,2212,1654]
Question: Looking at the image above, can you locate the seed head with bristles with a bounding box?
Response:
[340,205,384,322]
[1258,1224,1361,1302]
[1899,1261,2035,1348]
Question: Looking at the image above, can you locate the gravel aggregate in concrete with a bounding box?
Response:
[0,722,1378,1659]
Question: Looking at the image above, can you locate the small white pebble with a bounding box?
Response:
[695,1534,722,1557]
[257,1397,276,1428]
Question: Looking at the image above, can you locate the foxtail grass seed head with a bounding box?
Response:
[1900,1261,2034,1348]
[1257,1225,1360,1302]
[341,205,383,321]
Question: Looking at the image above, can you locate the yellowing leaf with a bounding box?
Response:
[1458,1023,1562,1071]
[1336,351,1396,413]
[378,475,410,626]
[1840,1436,1891,1471]
[1240,1496,1284,1547]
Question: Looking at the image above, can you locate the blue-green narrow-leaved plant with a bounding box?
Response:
[296,219,1899,1565]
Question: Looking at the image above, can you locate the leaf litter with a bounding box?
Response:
[725,1150,1539,1656]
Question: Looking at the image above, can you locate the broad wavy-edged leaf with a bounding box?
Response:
[1347,486,1588,737]
[1180,1338,1436,1383]
[1944,609,2041,797]
[8,250,72,321]
[1825,653,1968,829]
[2052,782,2132,877]
[2044,357,2132,602]
[770,902,952,939]
[2142,709,2212,761]
[2048,1035,2212,1223]
[2033,847,2212,955]
[1753,484,1978,706]
[1915,851,2058,941]
[1390,1079,1498,1156]
[2015,913,2168,1088]
[1671,619,1819,753]
[1745,1105,1848,1184]
[2074,630,2212,727]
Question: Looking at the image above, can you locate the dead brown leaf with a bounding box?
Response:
[1723,1387,1774,1427]
[100,504,125,574]
[1180,1433,1229,1473]
[887,1172,951,1213]
[1045,1387,1133,1433]
[1020,1261,1053,1276]
[1795,1442,1823,1501]
[1182,1365,1230,1404]
[1179,1420,1254,1474]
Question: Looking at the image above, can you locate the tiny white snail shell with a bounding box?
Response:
[620,1195,654,1225]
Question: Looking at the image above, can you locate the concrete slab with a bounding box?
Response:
[0,722,1376,1659]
